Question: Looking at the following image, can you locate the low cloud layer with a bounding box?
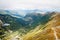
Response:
[0,0,60,10]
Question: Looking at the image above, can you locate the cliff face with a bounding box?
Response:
[23,13,60,40]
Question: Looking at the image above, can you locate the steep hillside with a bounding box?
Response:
[0,11,56,40]
[0,11,54,32]
[0,14,23,31]
[23,12,60,40]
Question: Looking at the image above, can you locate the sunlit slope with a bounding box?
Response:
[23,13,60,40]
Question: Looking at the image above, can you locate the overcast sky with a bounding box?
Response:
[0,0,60,11]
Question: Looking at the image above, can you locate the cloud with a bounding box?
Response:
[0,0,60,10]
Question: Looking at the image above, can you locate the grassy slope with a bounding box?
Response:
[23,13,60,40]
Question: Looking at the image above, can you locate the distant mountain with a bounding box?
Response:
[0,10,56,34]
[22,12,55,27]
[0,10,46,18]
[0,10,25,18]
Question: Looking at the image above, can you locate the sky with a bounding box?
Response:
[0,0,60,11]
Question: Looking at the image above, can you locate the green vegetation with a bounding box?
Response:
[0,11,57,40]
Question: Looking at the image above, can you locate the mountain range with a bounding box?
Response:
[0,10,58,40]
[0,10,55,32]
